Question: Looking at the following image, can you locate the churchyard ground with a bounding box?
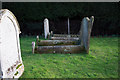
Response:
[20,36,119,78]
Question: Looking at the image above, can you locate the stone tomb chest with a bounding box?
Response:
[33,16,94,54]
[0,9,24,78]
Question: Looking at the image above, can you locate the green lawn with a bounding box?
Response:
[20,36,119,78]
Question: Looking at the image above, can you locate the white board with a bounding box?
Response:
[0,9,24,78]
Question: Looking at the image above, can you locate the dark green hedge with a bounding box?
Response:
[2,2,120,36]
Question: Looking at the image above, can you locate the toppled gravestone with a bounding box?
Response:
[33,16,94,54]
[0,9,24,78]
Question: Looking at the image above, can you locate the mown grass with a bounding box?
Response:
[19,36,119,78]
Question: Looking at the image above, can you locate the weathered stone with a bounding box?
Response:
[51,37,79,40]
[44,18,49,39]
[90,16,94,27]
[87,16,94,53]
[0,9,24,78]
[36,35,39,47]
[50,31,53,37]
[32,42,35,54]
[0,4,2,78]
[0,63,2,79]
[79,16,94,53]
[53,34,80,37]
[47,32,51,40]
[34,16,94,54]
[38,40,78,46]
[35,45,85,54]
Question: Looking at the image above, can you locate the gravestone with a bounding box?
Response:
[34,16,94,54]
[0,2,2,78]
[44,18,49,39]
[0,9,24,78]
[79,16,94,53]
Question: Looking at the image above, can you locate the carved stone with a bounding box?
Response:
[34,16,94,54]
[35,45,85,54]
[38,40,78,46]
[79,16,94,53]
[51,37,79,40]
[53,34,80,37]
[36,35,39,47]
[44,18,49,39]
[0,9,24,78]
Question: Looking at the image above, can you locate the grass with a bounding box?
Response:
[19,36,119,78]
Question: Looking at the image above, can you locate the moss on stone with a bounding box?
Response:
[16,64,22,69]
[14,71,18,76]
